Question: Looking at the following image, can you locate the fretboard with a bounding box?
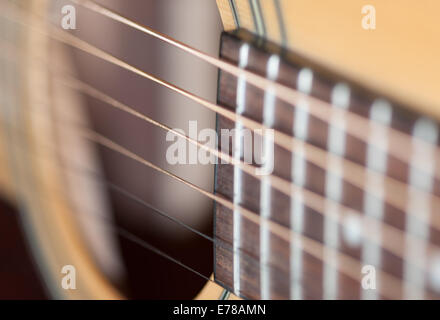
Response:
[214,30,440,300]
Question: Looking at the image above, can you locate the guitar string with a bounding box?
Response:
[69,0,440,182]
[1,1,438,298]
[3,2,440,234]
[1,12,439,279]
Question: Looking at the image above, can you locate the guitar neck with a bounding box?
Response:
[214,30,440,300]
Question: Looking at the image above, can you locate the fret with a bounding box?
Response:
[290,68,313,299]
[259,54,280,299]
[323,83,351,299]
[232,43,251,296]
[362,99,392,300]
[404,118,439,299]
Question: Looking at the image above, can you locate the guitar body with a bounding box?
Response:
[0,0,222,299]
[1,0,440,300]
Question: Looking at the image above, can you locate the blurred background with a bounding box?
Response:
[0,0,223,299]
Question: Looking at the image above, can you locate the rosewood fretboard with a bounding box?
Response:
[214,30,440,300]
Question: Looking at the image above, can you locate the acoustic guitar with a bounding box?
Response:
[1,0,440,300]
